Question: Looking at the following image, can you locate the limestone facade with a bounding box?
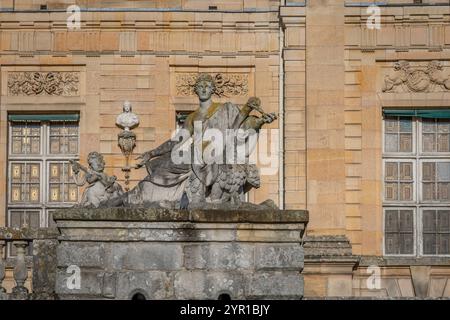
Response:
[1,0,450,298]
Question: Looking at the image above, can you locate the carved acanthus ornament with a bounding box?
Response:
[382,60,450,93]
[8,72,80,96]
[176,73,249,97]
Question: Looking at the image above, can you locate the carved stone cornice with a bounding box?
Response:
[382,60,450,93]
[176,73,249,97]
[7,71,80,96]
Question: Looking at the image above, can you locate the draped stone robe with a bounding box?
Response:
[127,101,244,205]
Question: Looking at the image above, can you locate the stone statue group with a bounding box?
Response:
[71,74,277,209]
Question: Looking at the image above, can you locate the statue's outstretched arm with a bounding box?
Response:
[73,171,87,186]
[242,113,277,132]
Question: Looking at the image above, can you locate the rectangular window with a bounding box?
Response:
[384,209,414,255]
[7,115,80,234]
[383,113,450,256]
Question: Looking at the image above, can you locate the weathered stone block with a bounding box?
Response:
[55,269,103,296]
[174,271,246,300]
[255,244,304,270]
[115,271,173,300]
[183,243,254,270]
[110,243,183,271]
[56,242,105,268]
[246,271,303,299]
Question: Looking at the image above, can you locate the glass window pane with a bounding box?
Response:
[399,183,413,201]
[10,123,41,155]
[399,118,412,133]
[385,134,398,152]
[422,119,436,133]
[437,183,450,202]
[49,122,79,155]
[437,119,450,133]
[385,210,399,232]
[48,162,78,203]
[385,182,398,201]
[400,233,414,254]
[27,211,40,228]
[9,210,23,228]
[385,233,399,255]
[437,134,450,152]
[10,163,40,203]
[437,162,450,181]
[422,162,435,181]
[438,210,450,232]
[438,234,450,255]
[422,133,435,152]
[423,210,437,232]
[385,162,398,180]
[423,233,437,255]
[422,183,435,201]
[399,162,413,180]
[400,210,413,232]
[385,117,398,133]
[399,134,412,152]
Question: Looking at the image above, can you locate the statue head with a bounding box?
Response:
[123,101,132,113]
[87,151,105,172]
[427,60,443,72]
[394,60,410,71]
[194,73,216,102]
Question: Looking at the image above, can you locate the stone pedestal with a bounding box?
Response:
[53,208,308,300]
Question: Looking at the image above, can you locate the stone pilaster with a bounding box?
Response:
[280,5,307,210]
[306,0,347,235]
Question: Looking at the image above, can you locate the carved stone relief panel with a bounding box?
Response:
[7,72,80,96]
[382,60,450,93]
[175,72,249,98]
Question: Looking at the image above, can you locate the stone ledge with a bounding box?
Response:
[359,256,450,267]
[53,208,309,224]
[0,228,59,240]
[303,235,353,257]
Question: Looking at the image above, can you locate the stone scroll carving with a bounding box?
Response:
[382,60,450,93]
[7,71,80,96]
[176,73,249,97]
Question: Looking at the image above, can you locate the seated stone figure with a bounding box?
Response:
[121,73,276,208]
[71,152,124,208]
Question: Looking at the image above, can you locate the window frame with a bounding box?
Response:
[9,121,44,156]
[382,159,417,205]
[7,119,79,229]
[418,159,450,205]
[418,207,450,257]
[46,160,79,205]
[382,207,417,257]
[383,115,450,257]
[418,118,450,156]
[382,115,417,157]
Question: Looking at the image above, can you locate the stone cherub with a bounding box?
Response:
[70,151,124,208]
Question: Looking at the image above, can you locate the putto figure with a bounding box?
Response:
[120,73,277,208]
[70,152,124,208]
